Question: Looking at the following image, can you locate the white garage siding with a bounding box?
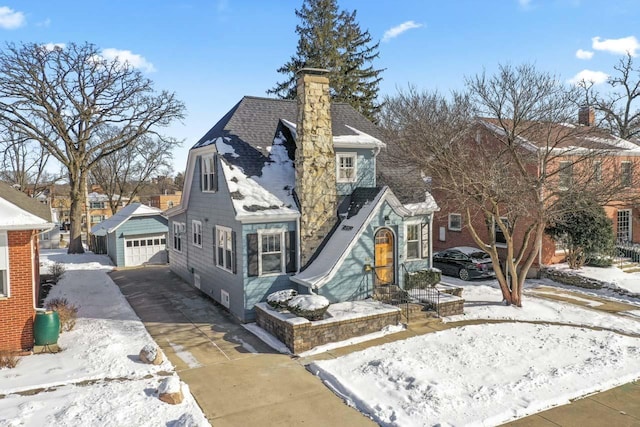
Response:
[124,235,167,266]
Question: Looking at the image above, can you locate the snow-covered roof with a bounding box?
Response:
[219,132,299,221]
[91,203,165,236]
[404,192,440,215]
[0,181,54,231]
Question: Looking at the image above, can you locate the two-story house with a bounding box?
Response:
[166,69,439,322]
[428,108,640,271]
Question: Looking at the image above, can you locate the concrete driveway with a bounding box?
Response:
[109,265,375,427]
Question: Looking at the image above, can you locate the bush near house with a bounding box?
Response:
[404,269,441,290]
[287,295,330,321]
[45,298,79,332]
[0,351,21,369]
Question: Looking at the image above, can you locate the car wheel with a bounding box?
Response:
[458,268,470,281]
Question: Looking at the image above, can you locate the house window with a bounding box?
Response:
[621,161,632,187]
[494,217,509,246]
[337,153,357,183]
[448,213,462,231]
[89,201,105,209]
[406,224,421,260]
[559,161,573,189]
[192,220,202,247]
[0,232,8,297]
[215,226,235,273]
[260,231,284,275]
[91,215,105,223]
[173,222,184,252]
[594,161,602,182]
[201,155,217,192]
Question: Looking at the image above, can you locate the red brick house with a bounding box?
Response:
[431,110,640,271]
[0,182,54,352]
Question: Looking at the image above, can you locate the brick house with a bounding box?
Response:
[0,182,54,352]
[428,109,640,271]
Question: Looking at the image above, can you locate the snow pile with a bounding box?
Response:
[0,250,210,426]
[310,323,640,426]
[266,289,298,309]
[158,376,182,395]
[289,294,330,311]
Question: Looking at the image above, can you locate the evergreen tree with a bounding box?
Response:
[546,195,614,269]
[268,0,383,120]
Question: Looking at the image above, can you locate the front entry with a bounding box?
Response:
[374,228,395,286]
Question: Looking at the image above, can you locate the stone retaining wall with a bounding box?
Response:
[255,303,401,354]
[541,266,640,298]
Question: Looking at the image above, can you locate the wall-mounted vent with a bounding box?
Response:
[194,273,201,289]
[221,289,230,308]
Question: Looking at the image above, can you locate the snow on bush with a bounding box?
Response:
[266,289,298,309]
[287,294,330,321]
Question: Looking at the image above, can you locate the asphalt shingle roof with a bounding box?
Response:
[0,181,52,222]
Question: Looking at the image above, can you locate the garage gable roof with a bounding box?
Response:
[91,203,164,236]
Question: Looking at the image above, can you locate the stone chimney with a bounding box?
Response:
[295,68,337,267]
[578,106,595,126]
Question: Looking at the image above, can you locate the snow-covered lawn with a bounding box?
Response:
[306,273,640,426]
[0,250,209,427]
[545,262,640,295]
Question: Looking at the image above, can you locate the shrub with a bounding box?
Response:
[287,294,330,321]
[48,262,66,283]
[405,269,441,290]
[45,297,79,332]
[266,289,298,310]
[0,351,20,369]
[586,255,613,268]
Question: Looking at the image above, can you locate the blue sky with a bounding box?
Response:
[1,0,639,173]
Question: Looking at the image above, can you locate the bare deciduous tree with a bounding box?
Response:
[90,128,178,215]
[580,53,640,140]
[381,64,636,306]
[0,42,185,253]
[0,126,63,195]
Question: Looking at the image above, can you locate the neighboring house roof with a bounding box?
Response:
[376,147,434,205]
[91,203,165,236]
[0,181,54,231]
[479,119,640,154]
[292,187,437,290]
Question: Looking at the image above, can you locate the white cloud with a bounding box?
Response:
[592,36,639,56]
[42,43,66,51]
[518,0,533,9]
[575,49,593,59]
[101,48,156,73]
[382,21,423,42]
[569,69,609,85]
[0,6,25,29]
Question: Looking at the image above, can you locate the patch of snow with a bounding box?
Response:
[242,323,292,355]
[0,197,50,228]
[310,323,640,426]
[168,342,203,369]
[158,376,181,395]
[333,125,385,148]
[215,136,239,157]
[288,294,330,311]
[546,263,640,295]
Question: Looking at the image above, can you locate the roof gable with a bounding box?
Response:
[91,203,164,236]
[0,181,52,230]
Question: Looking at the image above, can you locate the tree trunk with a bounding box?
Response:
[67,170,86,254]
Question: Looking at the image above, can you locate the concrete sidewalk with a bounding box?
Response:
[110,266,640,427]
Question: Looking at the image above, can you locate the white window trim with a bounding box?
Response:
[257,228,286,276]
[0,231,9,298]
[172,222,185,253]
[336,152,358,183]
[405,222,422,261]
[617,209,632,243]
[448,213,462,231]
[192,220,202,248]
[559,161,573,190]
[215,225,234,273]
[201,154,216,192]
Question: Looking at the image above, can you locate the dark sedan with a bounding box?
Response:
[433,246,495,281]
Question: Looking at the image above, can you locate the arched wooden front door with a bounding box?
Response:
[374,228,394,286]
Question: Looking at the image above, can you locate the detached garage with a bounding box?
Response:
[91,203,168,267]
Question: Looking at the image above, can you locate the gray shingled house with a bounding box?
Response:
[166,69,439,322]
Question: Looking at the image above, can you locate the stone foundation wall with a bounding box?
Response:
[255,303,401,354]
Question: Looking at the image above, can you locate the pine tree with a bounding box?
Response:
[267,0,383,121]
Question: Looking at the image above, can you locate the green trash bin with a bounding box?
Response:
[34,310,60,346]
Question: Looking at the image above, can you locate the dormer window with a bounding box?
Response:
[337,153,357,183]
[201,154,217,192]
